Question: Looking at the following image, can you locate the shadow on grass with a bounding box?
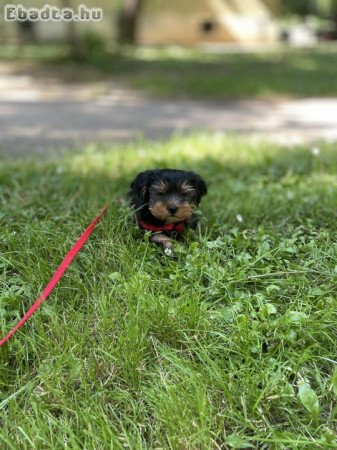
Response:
[1,137,336,240]
[2,44,337,97]
[109,47,337,98]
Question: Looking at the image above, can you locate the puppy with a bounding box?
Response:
[130,169,207,256]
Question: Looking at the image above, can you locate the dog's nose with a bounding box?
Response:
[168,206,178,215]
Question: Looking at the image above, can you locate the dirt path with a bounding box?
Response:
[1,71,336,157]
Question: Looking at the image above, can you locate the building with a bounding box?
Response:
[0,0,279,46]
[138,0,279,45]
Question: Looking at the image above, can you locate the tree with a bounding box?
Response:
[61,0,85,59]
[280,0,314,16]
[117,0,143,44]
[280,0,337,17]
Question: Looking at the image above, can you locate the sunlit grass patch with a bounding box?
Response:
[0,134,337,448]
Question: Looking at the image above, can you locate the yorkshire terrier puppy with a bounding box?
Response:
[130,169,207,256]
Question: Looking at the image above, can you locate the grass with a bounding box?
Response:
[0,134,337,449]
[1,43,337,98]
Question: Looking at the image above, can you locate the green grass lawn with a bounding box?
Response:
[2,44,337,98]
[0,135,337,449]
[117,45,337,99]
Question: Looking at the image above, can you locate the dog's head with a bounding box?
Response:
[130,169,207,223]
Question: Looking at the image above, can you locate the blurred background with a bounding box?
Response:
[2,0,337,48]
[1,0,337,156]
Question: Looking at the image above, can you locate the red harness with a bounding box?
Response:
[137,219,185,234]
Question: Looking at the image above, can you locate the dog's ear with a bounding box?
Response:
[130,170,153,209]
[188,172,207,204]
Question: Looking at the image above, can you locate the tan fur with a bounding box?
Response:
[152,180,168,193]
[150,201,193,223]
[149,201,169,221]
[150,233,172,248]
[180,181,195,193]
[172,203,193,222]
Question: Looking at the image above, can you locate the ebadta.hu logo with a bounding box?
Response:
[2,4,103,22]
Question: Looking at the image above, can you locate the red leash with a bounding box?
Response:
[0,204,109,347]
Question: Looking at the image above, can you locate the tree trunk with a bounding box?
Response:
[61,0,86,60]
[117,0,142,44]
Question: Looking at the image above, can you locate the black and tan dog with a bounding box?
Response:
[130,169,207,256]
